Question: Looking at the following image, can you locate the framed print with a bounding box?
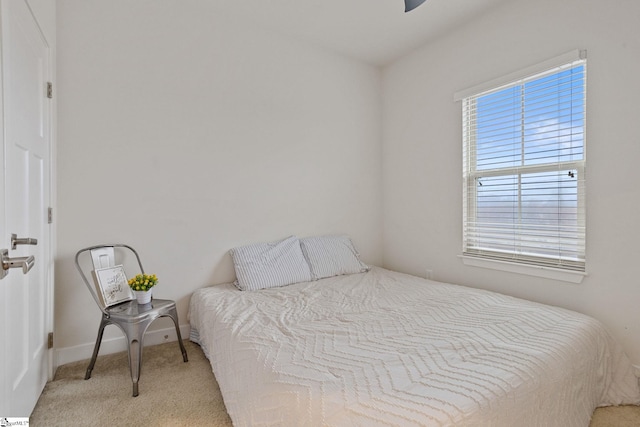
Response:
[92,264,134,307]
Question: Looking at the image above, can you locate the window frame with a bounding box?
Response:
[456,51,587,283]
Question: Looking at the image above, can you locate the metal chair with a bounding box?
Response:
[75,243,188,397]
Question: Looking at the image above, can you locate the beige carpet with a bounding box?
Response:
[31,340,640,426]
[31,341,231,426]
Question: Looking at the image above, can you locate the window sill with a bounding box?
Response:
[459,255,586,284]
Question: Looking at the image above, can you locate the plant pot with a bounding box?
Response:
[134,289,152,304]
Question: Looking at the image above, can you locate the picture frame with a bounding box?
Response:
[92,264,134,307]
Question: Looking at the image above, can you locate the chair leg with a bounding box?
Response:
[128,336,143,397]
[168,308,188,362]
[85,318,108,380]
[176,327,188,363]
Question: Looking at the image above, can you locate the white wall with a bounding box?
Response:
[57,0,640,369]
[383,0,640,363]
[56,0,382,360]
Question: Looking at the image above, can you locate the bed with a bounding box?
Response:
[189,237,640,426]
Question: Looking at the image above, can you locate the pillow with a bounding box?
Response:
[229,236,312,291]
[300,235,369,280]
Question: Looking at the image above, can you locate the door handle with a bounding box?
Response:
[1,249,35,279]
[11,233,38,250]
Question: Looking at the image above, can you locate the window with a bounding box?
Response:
[458,51,586,274]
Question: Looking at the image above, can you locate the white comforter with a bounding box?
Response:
[189,267,640,427]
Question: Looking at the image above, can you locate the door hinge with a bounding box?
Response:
[48,207,53,224]
[48,332,54,349]
[47,82,53,99]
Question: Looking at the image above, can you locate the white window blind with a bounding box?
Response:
[461,53,586,272]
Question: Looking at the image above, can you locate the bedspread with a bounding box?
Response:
[189,267,640,426]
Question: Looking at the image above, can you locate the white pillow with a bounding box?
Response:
[300,235,369,280]
[229,236,312,291]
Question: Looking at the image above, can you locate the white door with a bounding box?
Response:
[0,0,52,416]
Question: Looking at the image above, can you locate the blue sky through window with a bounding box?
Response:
[475,65,585,171]
[469,64,585,260]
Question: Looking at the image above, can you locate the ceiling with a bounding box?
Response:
[211,0,511,66]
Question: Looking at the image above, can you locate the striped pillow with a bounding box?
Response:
[230,236,312,291]
[300,235,369,280]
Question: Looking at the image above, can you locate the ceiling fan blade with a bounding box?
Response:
[404,0,427,12]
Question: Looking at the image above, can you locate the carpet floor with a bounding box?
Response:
[31,340,640,426]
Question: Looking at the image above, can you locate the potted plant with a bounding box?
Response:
[128,273,158,304]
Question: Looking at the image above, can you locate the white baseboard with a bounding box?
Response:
[55,323,191,367]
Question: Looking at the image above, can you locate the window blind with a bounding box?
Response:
[462,56,586,272]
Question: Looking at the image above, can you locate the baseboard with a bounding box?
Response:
[55,323,191,367]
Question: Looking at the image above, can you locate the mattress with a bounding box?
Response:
[188,267,640,426]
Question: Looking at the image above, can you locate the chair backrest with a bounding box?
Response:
[75,244,145,314]
[90,247,115,269]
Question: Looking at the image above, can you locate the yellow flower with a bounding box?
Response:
[128,273,158,291]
